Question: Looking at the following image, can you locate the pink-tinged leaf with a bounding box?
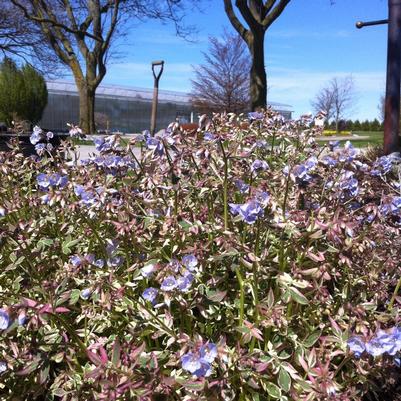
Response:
[21,298,37,308]
[255,362,269,372]
[99,346,108,365]
[86,350,103,366]
[38,304,52,314]
[306,250,325,262]
[54,307,70,313]
[329,316,341,336]
[298,355,309,373]
[16,357,41,376]
[130,342,146,362]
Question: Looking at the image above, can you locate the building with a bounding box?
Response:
[40,80,293,133]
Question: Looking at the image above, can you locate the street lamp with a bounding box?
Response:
[356,0,401,154]
[150,60,165,136]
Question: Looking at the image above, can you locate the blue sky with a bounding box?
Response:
[101,0,388,120]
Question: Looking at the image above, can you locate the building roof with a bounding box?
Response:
[46,80,293,111]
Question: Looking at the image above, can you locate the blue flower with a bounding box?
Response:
[142,287,159,304]
[74,185,97,206]
[181,342,217,377]
[338,171,359,197]
[177,273,194,292]
[0,361,7,374]
[49,174,68,188]
[93,259,105,268]
[234,179,249,194]
[18,311,27,326]
[0,310,9,330]
[248,112,264,120]
[37,173,51,190]
[46,131,54,140]
[199,343,218,363]
[347,336,365,357]
[93,136,117,153]
[291,164,312,184]
[106,240,119,256]
[70,255,82,267]
[141,263,156,277]
[146,137,164,156]
[35,143,46,155]
[338,141,359,162]
[321,155,337,167]
[181,352,202,373]
[304,156,318,170]
[371,155,393,176]
[255,139,268,149]
[30,126,43,145]
[329,140,340,151]
[366,331,396,357]
[256,191,270,207]
[107,256,124,268]
[251,159,269,174]
[161,276,178,291]
[229,200,264,224]
[182,255,198,271]
[204,132,215,141]
[81,288,92,300]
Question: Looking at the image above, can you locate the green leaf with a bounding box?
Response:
[69,289,81,305]
[206,289,227,302]
[278,368,291,392]
[266,382,282,399]
[289,287,309,305]
[303,330,321,348]
[112,339,121,367]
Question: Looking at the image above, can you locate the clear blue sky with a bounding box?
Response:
[101,0,388,121]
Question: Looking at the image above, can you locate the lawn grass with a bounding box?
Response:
[318,131,384,148]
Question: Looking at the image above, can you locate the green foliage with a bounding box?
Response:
[0,58,47,126]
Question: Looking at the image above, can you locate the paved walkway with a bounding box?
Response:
[76,145,142,161]
[316,135,369,141]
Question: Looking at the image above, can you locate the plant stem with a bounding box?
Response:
[235,267,245,328]
[219,139,229,230]
[389,275,401,311]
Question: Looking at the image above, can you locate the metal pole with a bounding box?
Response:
[150,60,165,136]
[384,0,401,154]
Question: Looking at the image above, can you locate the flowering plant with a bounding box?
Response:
[0,110,400,400]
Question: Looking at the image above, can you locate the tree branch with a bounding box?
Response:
[223,0,249,41]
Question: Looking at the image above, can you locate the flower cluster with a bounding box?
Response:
[37,173,68,191]
[348,327,401,358]
[290,156,318,185]
[142,255,198,305]
[181,342,217,377]
[30,126,55,155]
[93,135,119,153]
[371,155,394,177]
[82,154,137,171]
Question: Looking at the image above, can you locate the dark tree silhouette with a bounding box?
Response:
[191,31,250,114]
[223,0,291,111]
[10,0,195,134]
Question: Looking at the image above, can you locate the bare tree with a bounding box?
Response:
[223,0,291,111]
[10,0,195,134]
[312,76,355,133]
[311,88,334,125]
[190,31,250,114]
[0,3,61,75]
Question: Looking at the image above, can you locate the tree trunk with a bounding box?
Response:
[77,83,96,135]
[249,30,267,111]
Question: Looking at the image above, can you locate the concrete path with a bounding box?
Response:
[76,145,142,161]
